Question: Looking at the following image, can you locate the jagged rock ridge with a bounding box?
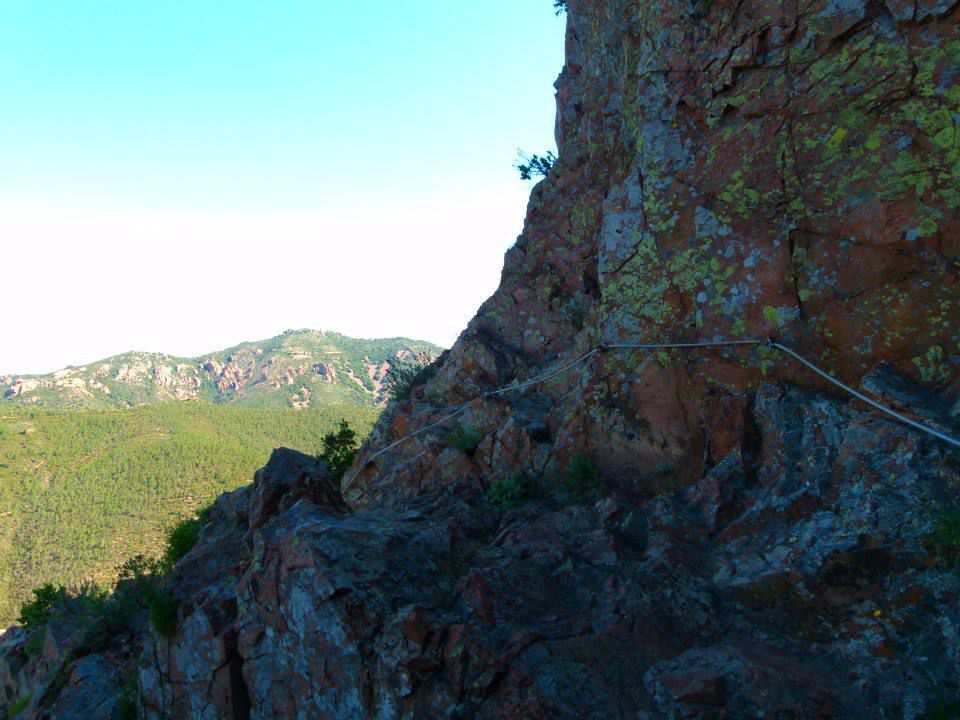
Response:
[2,0,960,717]
[0,330,440,410]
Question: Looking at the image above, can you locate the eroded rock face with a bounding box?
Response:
[127,390,957,719]
[351,0,959,505]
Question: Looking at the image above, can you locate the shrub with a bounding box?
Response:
[564,454,601,504]
[318,419,358,483]
[384,359,434,401]
[515,150,557,180]
[447,426,483,457]
[148,592,179,638]
[24,631,44,657]
[17,583,66,630]
[117,554,164,584]
[160,505,212,572]
[114,678,139,720]
[16,547,182,662]
[7,691,32,717]
[70,586,138,656]
[117,553,179,639]
[487,474,534,510]
[933,509,960,556]
[655,460,675,477]
[928,699,960,720]
[17,581,121,656]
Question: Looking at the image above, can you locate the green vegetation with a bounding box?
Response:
[924,698,960,720]
[15,501,230,660]
[7,692,32,717]
[15,579,122,660]
[317,420,359,483]
[446,426,484,457]
[116,555,179,639]
[9,540,193,715]
[482,457,605,513]
[24,629,44,657]
[564,454,602,504]
[160,505,212,572]
[933,509,960,557]
[113,679,138,720]
[17,582,66,630]
[553,0,567,14]
[483,456,603,514]
[0,402,378,626]
[383,357,436,401]
[487,473,536,510]
[515,150,557,180]
[147,592,179,638]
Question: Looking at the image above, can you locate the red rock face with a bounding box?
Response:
[216,362,247,393]
[353,0,959,503]
[313,362,336,382]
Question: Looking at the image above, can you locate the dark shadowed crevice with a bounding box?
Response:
[224,630,251,720]
[741,396,763,488]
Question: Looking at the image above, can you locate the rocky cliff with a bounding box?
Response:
[355,0,959,503]
[2,0,959,717]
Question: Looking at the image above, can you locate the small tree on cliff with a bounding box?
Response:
[318,420,358,483]
[515,150,557,180]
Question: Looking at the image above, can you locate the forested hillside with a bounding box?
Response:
[0,402,378,625]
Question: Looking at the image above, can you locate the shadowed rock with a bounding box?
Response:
[248,448,350,530]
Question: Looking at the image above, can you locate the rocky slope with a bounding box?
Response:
[2,0,960,717]
[0,330,440,410]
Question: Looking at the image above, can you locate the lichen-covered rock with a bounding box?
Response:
[352,0,959,503]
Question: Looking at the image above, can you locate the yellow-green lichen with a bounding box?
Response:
[912,345,951,384]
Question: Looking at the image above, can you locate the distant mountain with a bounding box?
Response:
[0,329,442,409]
[0,330,441,626]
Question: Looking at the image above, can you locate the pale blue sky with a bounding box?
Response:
[0,1,565,374]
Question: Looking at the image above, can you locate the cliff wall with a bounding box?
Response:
[354,0,959,503]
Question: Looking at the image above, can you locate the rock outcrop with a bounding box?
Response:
[2,0,959,717]
[354,0,959,503]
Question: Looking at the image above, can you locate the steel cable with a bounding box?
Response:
[343,336,960,490]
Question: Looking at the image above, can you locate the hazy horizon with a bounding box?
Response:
[1,2,565,375]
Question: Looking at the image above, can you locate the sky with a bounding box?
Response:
[0,1,566,375]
